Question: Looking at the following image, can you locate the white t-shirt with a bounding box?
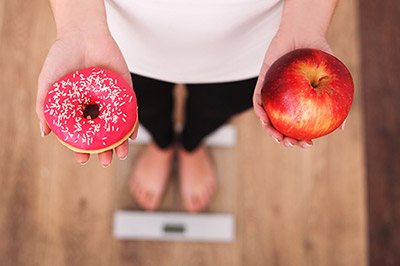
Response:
[105,0,284,83]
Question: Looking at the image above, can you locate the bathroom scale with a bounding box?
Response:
[113,211,235,242]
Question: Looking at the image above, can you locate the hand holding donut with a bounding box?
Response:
[36,25,137,167]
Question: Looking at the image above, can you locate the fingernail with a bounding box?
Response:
[340,119,347,130]
[303,142,313,148]
[285,141,295,147]
[260,119,267,126]
[39,122,45,137]
[272,136,280,144]
[80,161,88,166]
[120,154,128,160]
[102,163,111,168]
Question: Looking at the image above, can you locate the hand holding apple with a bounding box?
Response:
[253,31,348,148]
[261,48,353,140]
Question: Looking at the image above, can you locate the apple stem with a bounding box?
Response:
[312,76,329,88]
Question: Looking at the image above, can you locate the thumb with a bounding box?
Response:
[121,70,133,89]
[253,59,273,123]
[254,60,271,93]
[36,75,52,137]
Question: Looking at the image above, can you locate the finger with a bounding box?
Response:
[115,140,129,160]
[98,149,113,168]
[106,49,133,88]
[297,140,314,149]
[252,87,270,126]
[122,71,133,88]
[254,65,267,93]
[261,120,284,143]
[75,152,90,165]
[253,63,270,105]
[254,102,270,125]
[36,76,53,137]
[129,124,139,140]
[282,137,297,148]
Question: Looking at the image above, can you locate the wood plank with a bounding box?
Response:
[359,0,400,265]
[0,0,5,44]
[0,1,50,265]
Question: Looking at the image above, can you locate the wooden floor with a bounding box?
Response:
[360,0,400,265]
[0,0,368,265]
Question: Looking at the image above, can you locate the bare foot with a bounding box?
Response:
[130,142,174,211]
[178,145,217,213]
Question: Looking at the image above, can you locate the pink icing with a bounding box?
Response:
[44,67,137,151]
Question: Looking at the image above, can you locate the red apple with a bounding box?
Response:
[261,48,354,140]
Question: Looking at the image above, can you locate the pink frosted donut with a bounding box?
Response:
[44,67,138,153]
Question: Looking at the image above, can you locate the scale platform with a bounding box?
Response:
[113,211,235,243]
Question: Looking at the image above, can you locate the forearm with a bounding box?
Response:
[279,0,338,37]
[50,0,108,35]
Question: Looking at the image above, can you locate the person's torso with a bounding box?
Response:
[105,0,284,83]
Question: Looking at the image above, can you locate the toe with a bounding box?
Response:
[131,181,161,211]
[191,194,201,208]
[184,194,204,213]
[199,190,211,211]
[183,194,195,213]
[131,182,145,205]
[144,191,160,211]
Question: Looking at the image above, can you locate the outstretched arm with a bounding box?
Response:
[253,0,341,149]
[36,0,137,166]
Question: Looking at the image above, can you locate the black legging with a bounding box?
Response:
[131,73,257,151]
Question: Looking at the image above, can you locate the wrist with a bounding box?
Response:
[50,0,109,37]
[278,0,338,38]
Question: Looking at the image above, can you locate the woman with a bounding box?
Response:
[36,0,340,212]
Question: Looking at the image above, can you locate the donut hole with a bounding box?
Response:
[83,104,100,119]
